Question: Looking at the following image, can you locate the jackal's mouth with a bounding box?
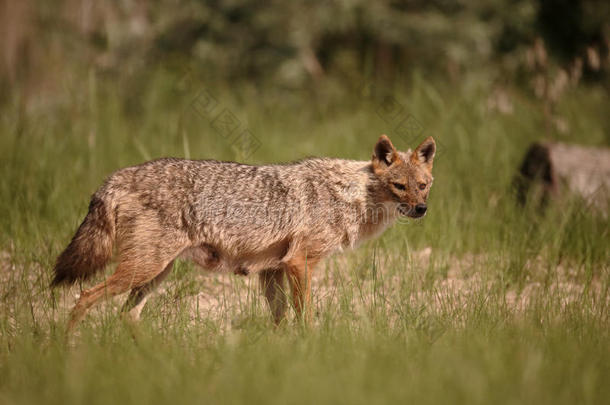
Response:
[397,204,411,217]
[408,210,426,218]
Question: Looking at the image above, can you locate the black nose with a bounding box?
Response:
[415,204,427,215]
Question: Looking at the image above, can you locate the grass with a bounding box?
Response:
[0,69,608,404]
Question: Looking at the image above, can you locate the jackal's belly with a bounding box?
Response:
[180,244,222,269]
[180,238,290,275]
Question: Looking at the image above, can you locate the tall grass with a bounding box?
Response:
[0,70,608,404]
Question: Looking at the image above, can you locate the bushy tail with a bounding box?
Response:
[51,195,116,287]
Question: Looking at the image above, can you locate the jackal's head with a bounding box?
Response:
[371,134,436,218]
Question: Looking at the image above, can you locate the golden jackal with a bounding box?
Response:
[52,135,435,329]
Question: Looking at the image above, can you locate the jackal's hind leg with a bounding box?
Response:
[66,239,186,332]
[259,268,287,324]
[66,262,155,333]
[121,260,175,321]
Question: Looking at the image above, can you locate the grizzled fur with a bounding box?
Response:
[53,135,436,329]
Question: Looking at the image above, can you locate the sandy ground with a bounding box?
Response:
[0,248,607,332]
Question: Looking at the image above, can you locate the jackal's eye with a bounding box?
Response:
[392,182,406,191]
[418,183,427,190]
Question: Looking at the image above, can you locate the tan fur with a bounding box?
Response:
[52,135,435,329]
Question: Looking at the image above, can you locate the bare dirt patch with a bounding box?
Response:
[1,248,607,332]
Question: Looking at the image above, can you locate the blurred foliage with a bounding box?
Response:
[1,0,609,102]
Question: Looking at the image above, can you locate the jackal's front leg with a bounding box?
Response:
[259,268,287,324]
[284,254,319,324]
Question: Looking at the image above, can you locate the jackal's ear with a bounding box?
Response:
[372,134,398,168]
[412,136,436,169]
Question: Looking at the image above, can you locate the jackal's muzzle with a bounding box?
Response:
[397,203,427,218]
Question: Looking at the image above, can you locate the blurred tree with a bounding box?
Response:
[1,0,609,105]
[537,0,609,78]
